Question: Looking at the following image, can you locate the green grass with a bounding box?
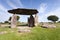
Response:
[0,23,60,40]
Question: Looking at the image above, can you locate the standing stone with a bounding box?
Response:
[11,14,17,28]
[28,17,30,27]
[35,14,38,26]
[28,15,35,27]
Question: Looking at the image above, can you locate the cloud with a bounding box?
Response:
[0,4,12,22]
[0,4,7,12]
[38,3,47,13]
[39,7,60,22]
[38,3,60,22]
[38,3,47,22]
[6,0,23,8]
[0,0,24,22]
[16,0,23,7]
[44,7,60,21]
[6,0,18,8]
[45,7,60,18]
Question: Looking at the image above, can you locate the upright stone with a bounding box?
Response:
[35,14,38,26]
[28,15,35,27]
[11,14,17,28]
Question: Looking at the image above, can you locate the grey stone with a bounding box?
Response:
[41,23,56,28]
[11,14,17,28]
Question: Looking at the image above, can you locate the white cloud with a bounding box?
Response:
[6,0,23,9]
[45,8,60,18]
[38,3,47,22]
[38,7,60,22]
[0,4,12,22]
[0,0,24,22]
[38,4,60,22]
[0,4,7,12]
[7,0,18,8]
[16,0,23,7]
[38,3,47,13]
[45,7,60,21]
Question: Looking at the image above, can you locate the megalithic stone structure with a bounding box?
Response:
[8,8,38,27]
[35,14,38,26]
[11,14,17,28]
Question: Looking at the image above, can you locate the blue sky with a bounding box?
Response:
[0,0,60,22]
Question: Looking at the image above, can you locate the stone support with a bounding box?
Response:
[11,14,17,28]
[35,14,38,26]
[28,15,35,27]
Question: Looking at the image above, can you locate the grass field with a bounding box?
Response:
[0,23,60,40]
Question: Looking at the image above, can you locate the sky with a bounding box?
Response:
[0,0,60,22]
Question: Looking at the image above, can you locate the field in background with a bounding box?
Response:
[0,23,60,40]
